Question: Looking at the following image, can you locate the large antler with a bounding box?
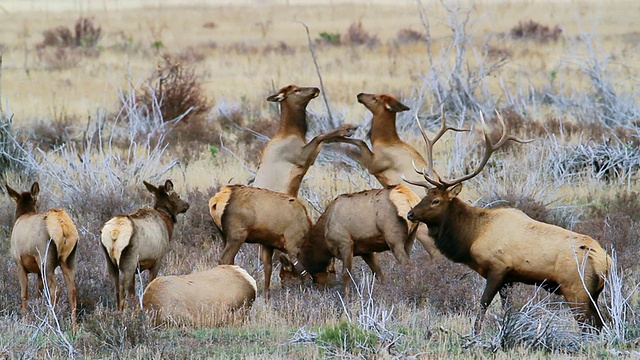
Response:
[401,109,468,189]
[407,110,533,190]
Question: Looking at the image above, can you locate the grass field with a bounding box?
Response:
[0,0,639,358]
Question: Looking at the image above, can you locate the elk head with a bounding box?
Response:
[267,85,320,108]
[357,93,410,116]
[143,180,190,221]
[5,182,39,218]
[405,110,532,224]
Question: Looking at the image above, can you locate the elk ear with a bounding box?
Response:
[143,181,158,194]
[384,98,410,113]
[30,182,40,198]
[448,183,463,198]
[266,91,286,102]
[163,179,174,192]
[5,184,20,201]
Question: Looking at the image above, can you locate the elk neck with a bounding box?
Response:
[299,214,333,275]
[369,111,402,145]
[154,205,176,237]
[275,102,308,139]
[14,200,36,219]
[429,198,488,264]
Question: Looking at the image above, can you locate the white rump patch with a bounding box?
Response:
[101,216,134,266]
[226,265,258,293]
[389,184,421,231]
[209,187,233,229]
[44,209,79,259]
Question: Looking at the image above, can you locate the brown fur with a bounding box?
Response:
[338,92,440,259]
[142,265,257,327]
[408,184,611,333]
[101,180,189,310]
[279,185,419,296]
[253,84,355,197]
[209,185,312,294]
[5,182,78,332]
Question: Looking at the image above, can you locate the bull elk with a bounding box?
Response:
[279,184,420,297]
[101,179,189,310]
[252,84,356,197]
[405,111,611,333]
[142,265,257,327]
[339,93,468,259]
[209,185,312,295]
[5,182,78,332]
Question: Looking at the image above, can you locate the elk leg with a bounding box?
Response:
[474,269,506,335]
[416,224,440,259]
[102,245,120,309]
[36,272,44,298]
[60,261,77,333]
[219,230,248,265]
[339,246,354,298]
[17,264,29,313]
[260,246,275,297]
[361,253,384,283]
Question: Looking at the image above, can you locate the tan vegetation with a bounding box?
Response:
[0,0,638,358]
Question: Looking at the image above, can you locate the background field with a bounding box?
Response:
[0,0,639,358]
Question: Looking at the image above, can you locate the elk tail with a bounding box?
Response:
[101,216,134,267]
[209,186,233,233]
[44,209,79,263]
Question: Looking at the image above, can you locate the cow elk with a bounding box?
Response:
[142,265,257,327]
[405,111,611,333]
[101,179,189,310]
[5,182,78,332]
[209,185,312,295]
[339,93,468,259]
[279,184,421,297]
[253,84,356,197]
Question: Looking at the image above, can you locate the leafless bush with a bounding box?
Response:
[136,54,211,126]
[343,21,379,48]
[489,287,585,353]
[510,20,562,43]
[395,28,425,45]
[36,47,83,70]
[38,17,101,49]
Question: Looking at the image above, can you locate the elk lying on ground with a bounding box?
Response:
[142,265,257,327]
[6,182,79,332]
[405,111,611,333]
[339,93,467,259]
[101,179,189,310]
[253,84,355,197]
[209,185,312,295]
[279,184,420,296]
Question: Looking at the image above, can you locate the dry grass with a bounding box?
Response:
[0,1,639,359]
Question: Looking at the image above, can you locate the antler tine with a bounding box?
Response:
[440,110,532,188]
[405,160,443,189]
[414,108,470,188]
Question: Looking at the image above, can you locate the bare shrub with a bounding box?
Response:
[263,41,295,55]
[202,21,216,29]
[343,21,379,48]
[29,112,79,150]
[395,28,425,45]
[38,17,101,50]
[510,20,562,43]
[36,47,83,70]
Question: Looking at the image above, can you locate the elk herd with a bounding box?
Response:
[4,84,611,334]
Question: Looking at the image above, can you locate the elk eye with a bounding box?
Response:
[432,199,440,206]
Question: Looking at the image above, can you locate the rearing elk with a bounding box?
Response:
[339,93,468,259]
[5,182,78,332]
[253,84,355,197]
[405,111,611,333]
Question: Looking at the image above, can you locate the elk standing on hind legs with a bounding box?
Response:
[101,179,189,310]
[249,84,354,284]
[405,111,611,334]
[279,184,421,297]
[209,185,312,295]
[338,93,468,259]
[5,182,79,332]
